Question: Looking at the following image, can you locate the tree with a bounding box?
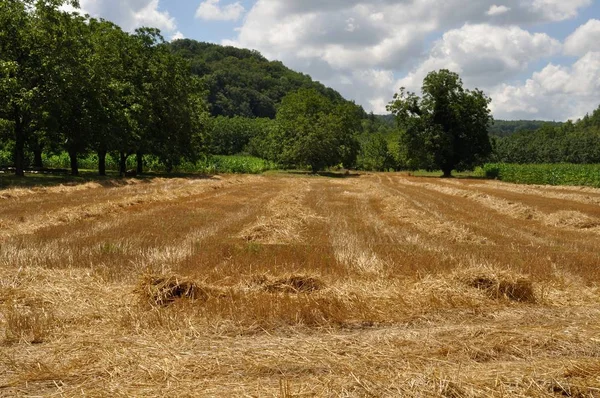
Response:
[0,0,80,176]
[387,70,493,177]
[358,133,395,171]
[275,88,361,172]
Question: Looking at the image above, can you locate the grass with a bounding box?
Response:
[1,173,600,395]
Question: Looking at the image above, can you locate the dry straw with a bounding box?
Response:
[457,266,536,303]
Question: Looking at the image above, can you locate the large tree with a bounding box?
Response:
[275,88,361,172]
[388,70,493,177]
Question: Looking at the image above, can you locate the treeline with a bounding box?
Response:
[1,0,209,177]
[488,120,563,138]
[1,1,369,176]
[493,106,600,164]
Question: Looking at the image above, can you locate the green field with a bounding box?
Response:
[478,163,600,187]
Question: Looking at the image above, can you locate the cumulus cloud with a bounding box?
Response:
[491,52,600,120]
[487,5,511,16]
[397,24,561,92]
[170,31,185,42]
[196,0,245,22]
[528,0,592,22]
[73,0,177,34]
[226,0,590,115]
[564,19,600,56]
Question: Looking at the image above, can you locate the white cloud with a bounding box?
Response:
[487,5,510,16]
[74,0,177,34]
[564,19,600,56]
[196,0,245,22]
[396,24,561,93]
[491,52,600,120]
[227,0,589,114]
[170,31,185,41]
[528,0,592,22]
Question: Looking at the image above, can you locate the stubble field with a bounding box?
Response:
[1,173,600,397]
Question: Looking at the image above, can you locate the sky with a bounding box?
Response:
[70,0,600,121]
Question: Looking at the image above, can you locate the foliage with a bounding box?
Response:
[489,120,563,138]
[478,163,600,187]
[208,116,274,155]
[357,133,396,171]
[193,155,278,174]
[0,2,209,177]
[169,40,352,119]
[493,107,600,164]
[387,70,493,177]
[273,89,362,172]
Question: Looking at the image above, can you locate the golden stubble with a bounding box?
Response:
[1,173,600,396]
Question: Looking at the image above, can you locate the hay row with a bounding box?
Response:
[0,177,259,240]
[470,180,600,206]
[400,179,600,235]
[137,273,326,306]
[238,181,322,244]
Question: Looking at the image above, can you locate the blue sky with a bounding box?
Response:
[74,0,600,121]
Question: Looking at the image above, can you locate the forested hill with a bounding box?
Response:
[169,39,352,119]
[488,120,563,137]
[377,114,563,137]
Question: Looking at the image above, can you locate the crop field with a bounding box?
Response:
[1,173,600,397]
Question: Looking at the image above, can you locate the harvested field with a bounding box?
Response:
[1,173,600,397]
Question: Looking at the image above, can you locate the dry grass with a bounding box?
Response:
[1,173,600,396]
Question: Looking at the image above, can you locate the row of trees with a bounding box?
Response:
[1,0,207,177]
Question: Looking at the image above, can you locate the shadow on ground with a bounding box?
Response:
[0,169,217,190]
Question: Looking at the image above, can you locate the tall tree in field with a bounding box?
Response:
[275,88,361,172]
[88,19,132,176]
[140,30,205,172]
[388,70,493,177]
[45,10,96,176]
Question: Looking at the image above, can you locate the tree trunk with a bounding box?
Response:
[119,152,127,177]
[441,167,453,178]
[136,152,143,174]
[69,149,79,176]
[98,149,107,176]
[14,111,25,177]
[33,149,43,169]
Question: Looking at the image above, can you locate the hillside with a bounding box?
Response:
[378,115,563,137]
[169,40,353,119]
[488,120,563,137]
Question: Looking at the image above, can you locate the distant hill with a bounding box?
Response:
[489,120,563,137]
[169,39,357,119]
[376,115,563,137]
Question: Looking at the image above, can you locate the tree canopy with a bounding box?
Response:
[387,69,493,177]
[271,89,362,172]
[492,106,600,164]
[0,1,208,176]
[168,39,352,119]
